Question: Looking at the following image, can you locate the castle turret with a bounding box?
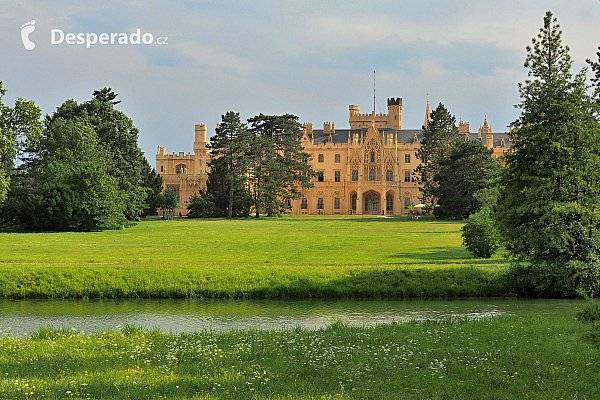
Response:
[387,97,402,130]
[459,119,470,134]
[194,124,208,155]
[423,93,432,128]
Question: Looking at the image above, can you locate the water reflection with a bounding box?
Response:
[0,298,583,337]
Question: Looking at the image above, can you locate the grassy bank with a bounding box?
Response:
[1,316,598,399]
[0,216,508,299]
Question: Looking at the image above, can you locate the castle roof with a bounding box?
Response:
[464,132,512,147]
[310,128,423,144]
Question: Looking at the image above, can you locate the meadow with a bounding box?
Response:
[1,316,598,399]
[0,216,509,299]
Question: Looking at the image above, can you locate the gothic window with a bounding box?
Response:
[405,153,411,163]
[317,172,324,182]
[160,165,164,172]
[176,164,187,174]
[351,170,358,181]
[369,169,376,181]
[370,152,375,163]
[334,198,340,209]
[317,198,324,209]
[386,195,393,212]
[404,198,411,208]
[365,192,380,212]
[335,154,341,163]
[386,170,393,181]
[404,171,411,182]
[351,194,357,212]
[334,171,341,182]
[301,198,308,209]
[318,154,324,163]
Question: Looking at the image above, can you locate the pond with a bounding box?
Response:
[0,298,583,337]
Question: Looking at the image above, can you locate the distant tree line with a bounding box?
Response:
[0,86,162,231]
[187,111,316,218]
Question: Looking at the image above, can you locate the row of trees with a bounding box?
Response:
[188,112,315,218]
[0,86,162,231]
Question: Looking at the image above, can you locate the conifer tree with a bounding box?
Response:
[415,103,459,206]
[497,12,600,271]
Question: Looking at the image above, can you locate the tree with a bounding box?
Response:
[206,111,253,218]
[140,162,163,217]
[159,188,179,219]
[432,139,499,220]
[461,209,500,258]
[0,82,42,205]
[3,117,126,231]
[46,88,148,220]
[496,12,600,271]
[247,114,315,217]
[415,103,459,206]
[187,191,217,218]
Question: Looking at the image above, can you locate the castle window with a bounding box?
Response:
[405,153,411,163]
[334,198,340,209]
[370,152,375,163]
[301,198,308,209]
[317,198,324,209]
[405,198,411,208]
[404,171,411,182]
[351,170,358,181]
[160,165,164,172]
[317,172,324,182]
[369,169,376,181]
[335,154,341,163]
[318,154,324,163]
[334,171,341,182]
[176,164,187,174]
[386,170,393,181]
[285,199,291,208]
[386,195,393,212]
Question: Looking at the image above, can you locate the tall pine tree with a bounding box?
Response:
[496,12,600,275]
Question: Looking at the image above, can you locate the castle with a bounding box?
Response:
[156,97,510,216]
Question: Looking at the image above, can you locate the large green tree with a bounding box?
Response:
[248,114,314,217]
[432,139,499,220]
[4,117,126,231]
[207,111,253,218]
[46,88,148,219]
[496,12,600,273]
[415,103,459,206]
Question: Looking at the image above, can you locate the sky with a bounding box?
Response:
[2,0,600,165]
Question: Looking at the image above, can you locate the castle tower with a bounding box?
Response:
[423,93,432,128]
[478,115,492,135]
[194,124,208,155]
[386,97,402,130]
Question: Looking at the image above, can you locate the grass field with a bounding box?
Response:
[1,316,598,399]
[0,216,509,299]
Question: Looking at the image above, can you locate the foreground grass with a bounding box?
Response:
[0,316,598,399]
[0,216,508,299]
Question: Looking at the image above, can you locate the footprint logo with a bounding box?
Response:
[20,20,36,51]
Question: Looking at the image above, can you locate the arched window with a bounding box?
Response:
[370,152,375,163]
[386,195,393,212]
[351,194,357,212]
[176,164,187,174]
[369,169,376,181]
[365,192,380,212]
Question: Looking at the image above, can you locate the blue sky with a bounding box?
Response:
[2,0,600,164]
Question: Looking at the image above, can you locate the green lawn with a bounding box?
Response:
[0,216,509,299]
[1,316,598,399]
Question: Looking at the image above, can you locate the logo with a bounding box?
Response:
[20,20,36,51]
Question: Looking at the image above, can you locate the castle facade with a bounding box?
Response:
[156,97,510,216]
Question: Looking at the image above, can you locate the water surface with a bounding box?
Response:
[0,298,583,337]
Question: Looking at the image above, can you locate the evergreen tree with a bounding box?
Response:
[140,162,163,217]
[248,114,315,217]
[496,11,600,269]
[415,103,459,206]
[206,111,253,218]
[432,139,499,220]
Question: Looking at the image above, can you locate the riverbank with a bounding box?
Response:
[1,316,598,399]
[0,216,508,299]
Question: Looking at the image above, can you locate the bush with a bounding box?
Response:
[461,210,499,258]
[576,301,600,323]
[187,191,217,218]
[500,261,578,298]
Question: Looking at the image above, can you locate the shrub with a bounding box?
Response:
[461,210,499,258]
[576,301,600,323]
